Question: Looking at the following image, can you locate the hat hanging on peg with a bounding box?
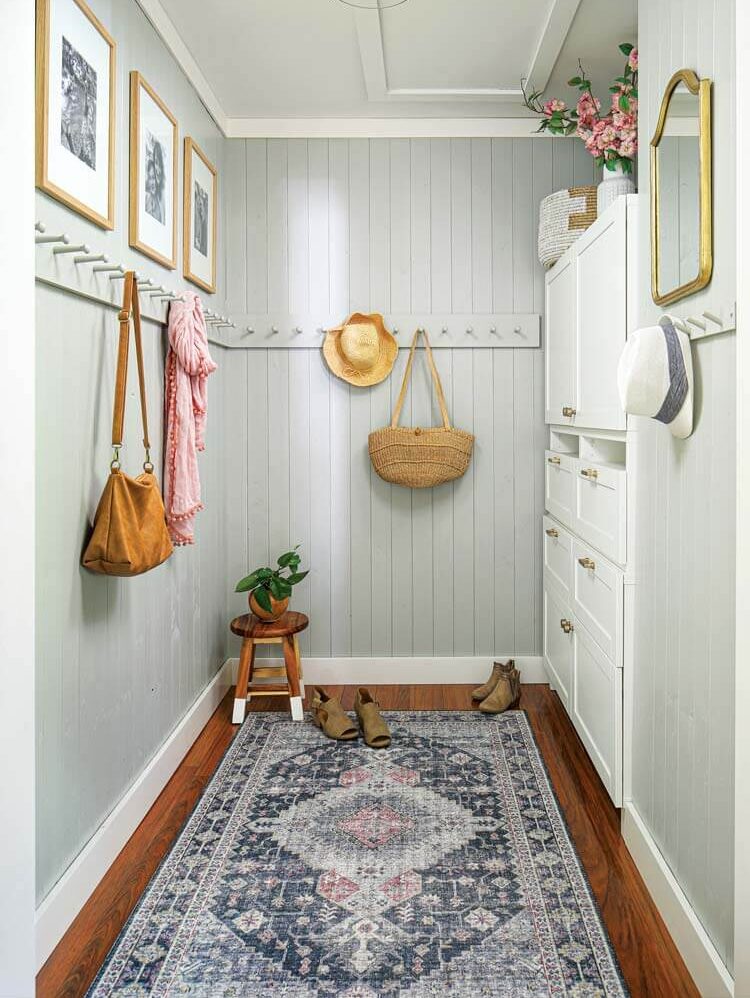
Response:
[53,242,89,255]
[74,252,108,265]
[35,231,69,245]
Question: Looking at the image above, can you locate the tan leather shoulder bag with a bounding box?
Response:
[82,272,173,576]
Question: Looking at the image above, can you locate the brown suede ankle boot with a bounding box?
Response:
[479,674,515,713]
[501,659,521,708]
[472,662,503,701]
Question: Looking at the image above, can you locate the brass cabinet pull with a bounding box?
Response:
[545,527,559,538]
[578,556,596,570]
[560,618,573,634]
[562,406,577,417]
[580,467,599,480]
[547,455,561,465]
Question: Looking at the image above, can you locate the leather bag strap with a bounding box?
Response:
[390,328,451,430]
[111,272,152,469]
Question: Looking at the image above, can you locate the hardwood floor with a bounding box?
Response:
[37,684,699,998]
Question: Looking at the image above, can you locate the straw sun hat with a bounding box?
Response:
[323,313,398,387]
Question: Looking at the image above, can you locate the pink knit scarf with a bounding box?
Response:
[163,294,217,545]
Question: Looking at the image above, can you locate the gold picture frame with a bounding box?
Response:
[36,0,116,229]
[650,69,713,307]
[129,71,178,269]
[183,137,217,294]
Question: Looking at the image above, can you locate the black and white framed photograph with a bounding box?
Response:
[183,137,217,293]
[129,71,177,269]
[36,0,115,228]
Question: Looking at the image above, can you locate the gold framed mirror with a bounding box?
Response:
[651,69,712,307]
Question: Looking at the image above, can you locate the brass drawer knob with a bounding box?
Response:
[578,556,596,570]
[562,406,577,417]
[545,527,559,538]
[560,618,574,633]
[547,455,561,465]
[580,467,599,480]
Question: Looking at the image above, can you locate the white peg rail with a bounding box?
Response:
[34,219,234,345]
[665,303,736,341]
[233,312,541,349]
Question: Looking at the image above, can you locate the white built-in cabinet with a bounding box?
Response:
[545,195,636,431]
[542,195,637,807]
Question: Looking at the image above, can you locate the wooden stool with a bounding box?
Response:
[229,611,309,725]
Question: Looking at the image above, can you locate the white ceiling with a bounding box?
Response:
[154,0,636,123]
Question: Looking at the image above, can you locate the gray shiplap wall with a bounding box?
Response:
[632,0,735,970]
[35,0,228,904]
[223,138,596,657]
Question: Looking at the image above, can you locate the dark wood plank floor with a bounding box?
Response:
[37,684,699,998]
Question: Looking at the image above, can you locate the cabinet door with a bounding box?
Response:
[543,514,572,598]
[545,257,576,425]
[571,619,623,806]
[575,202,627,430]
[543,579,574,710]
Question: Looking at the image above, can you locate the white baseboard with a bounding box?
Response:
[621,802,734,998]
[229,655,546,686]
[35,659,235,971]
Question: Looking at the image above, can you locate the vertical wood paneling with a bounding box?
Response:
[235,138,593,666]
[631,0,736,970]
[348,139,372,654]
[245,140,268,313]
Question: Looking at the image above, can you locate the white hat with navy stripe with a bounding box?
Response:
[616,317,694,439]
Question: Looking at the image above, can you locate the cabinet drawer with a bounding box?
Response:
[545,451,575,528]
[571,539,623,666]
[543,515,572,597]
[573,461,626,563]
[571,619,623,806]
[543,579,574,710]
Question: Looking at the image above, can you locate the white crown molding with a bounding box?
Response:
[355,0,582,104]
[224,117,547,139]
[132,0,579,135]
[134,0,228,134]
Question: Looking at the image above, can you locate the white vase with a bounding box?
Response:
[597,162,635,215]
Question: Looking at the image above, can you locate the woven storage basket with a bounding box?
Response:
[538,185,597,268]
[368,329,474,488]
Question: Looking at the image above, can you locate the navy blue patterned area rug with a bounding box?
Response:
[88,711,627,997]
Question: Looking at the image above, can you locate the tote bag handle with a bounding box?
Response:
[111,271,153,471]
[390,328,451,430]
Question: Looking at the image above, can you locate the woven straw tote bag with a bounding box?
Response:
[368,329,474,488]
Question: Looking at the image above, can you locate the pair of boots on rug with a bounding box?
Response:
[311,686,391,748]
[472,659,521,713]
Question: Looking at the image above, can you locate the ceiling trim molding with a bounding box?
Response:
[355,0,583,104]
[224,117,551,139]
[133,0,229,134]
[525,0,584,93]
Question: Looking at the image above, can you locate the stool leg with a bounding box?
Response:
[283,636,304,721]
[233,639,255,724]
[293,634,304,698]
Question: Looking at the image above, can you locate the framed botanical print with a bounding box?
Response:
[129,71,177,269]
[183,138,217,293]
[36,0,116,229]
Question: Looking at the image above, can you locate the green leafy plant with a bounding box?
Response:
[234,546,309,613]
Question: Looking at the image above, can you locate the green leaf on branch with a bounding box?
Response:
[254,586,273,612]
[286,571,309,586]
[568,76,582,86]
[619,95,630,112]
[619,42,634,56]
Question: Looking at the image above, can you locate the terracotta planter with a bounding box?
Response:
[249,591,289,622]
